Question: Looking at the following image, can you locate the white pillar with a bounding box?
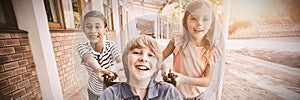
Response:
[120,8,129,50]
[61,0,75,28]
[154,16,158,39]
[92,0,104,13]
[12,0,63,99]
[216,0,232,100]
[111,0,122,50]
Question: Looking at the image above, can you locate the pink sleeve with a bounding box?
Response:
[172,32,183,50]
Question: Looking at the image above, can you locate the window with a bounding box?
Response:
[72,0,89,28]
[0,0,18,31]
[44,0,63,29]
[103,0,114,30]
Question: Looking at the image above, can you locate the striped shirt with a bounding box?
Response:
[76,41,121,96]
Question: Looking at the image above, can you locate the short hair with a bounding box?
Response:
[82,10,107,29]
[122,35,162,82]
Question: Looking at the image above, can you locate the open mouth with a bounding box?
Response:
[89,35,98,39]
[136,65,150,71]
[194,28,204,33]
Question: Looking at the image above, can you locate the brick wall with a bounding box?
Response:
[50,30,78,95]
[0,32,41,99]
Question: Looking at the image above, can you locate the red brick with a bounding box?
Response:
[18,59,28,66]
[25,85,34,92]
[0,33,11,39]
[0,80,9,89]
[29,76,38,83]
[8,75,22,84]
[53,42,60,47]
[0,94,12,100]
[19,39,29,45]
[51,37,57,42]
[14,67,27,75]
[26,64,35,71]
[0,55,11,64]
[30,96,38,100]
[28,58,34,64]
[24,45,31,52]
[10,33,22,38]
[23,52,32,58]
[13,88,26,98]
[0,71,14,81]
[31,70,37,76]
[15,97,21,100]
[4,61,19,70]
[2,85,17,95]
[5,39,20,46]
[0,47,15,55]
[22,72,31,79]
[21,34,28,38]
[56,37,63,41]
[17,79,30,89]
[34,81,39,87]
[10,53,23,61]
[21,92,32,99]
[14,46,26,53]
[0,40,5,46]
[0,65,3,72]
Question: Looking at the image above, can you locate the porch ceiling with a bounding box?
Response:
[121,0,169,13]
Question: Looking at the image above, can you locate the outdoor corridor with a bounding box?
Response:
[64,37,300,100]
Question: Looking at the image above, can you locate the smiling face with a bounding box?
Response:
[83,17,107,43]
[186,5,212,42]
[127,47,158,81]
[122,36,162,83]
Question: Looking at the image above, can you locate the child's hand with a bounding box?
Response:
[98,72,105,82]
[161,63,171,80]
[172,72,182,85]
[162,69,172,81]
[98,70,118,83]
[97,69,111,82]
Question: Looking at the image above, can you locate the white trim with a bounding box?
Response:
[12,0,63,99]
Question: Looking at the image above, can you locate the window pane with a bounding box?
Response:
[0,0,18,30]
[44,0,54,22]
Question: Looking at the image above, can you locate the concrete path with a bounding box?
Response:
[223,37,300,100]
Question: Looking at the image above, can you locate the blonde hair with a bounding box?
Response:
[122,35,162,82]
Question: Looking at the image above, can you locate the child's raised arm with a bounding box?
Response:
[162,39,175,60]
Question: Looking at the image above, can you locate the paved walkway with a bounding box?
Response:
[63,37,300,99]
[223,53,300,99]
[223,37,300,100]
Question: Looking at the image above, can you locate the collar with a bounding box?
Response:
[88,41,106,55]
[120,80,159,99]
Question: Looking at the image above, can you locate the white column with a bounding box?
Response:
[216,0,232,100]
[120,8,129,50]
[130,15,138,38]
[92,0,104,13]
[12,0,63,99]
[61,0,75,28]
[154,16,158,39]
[111,0,122,50]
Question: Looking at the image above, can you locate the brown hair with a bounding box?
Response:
[82,10,107,29]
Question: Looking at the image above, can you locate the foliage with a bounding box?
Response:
[228,20,252,34]
[162,0,224,22]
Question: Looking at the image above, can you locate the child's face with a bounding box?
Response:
[127,47,157,81]
[187,5,212,41]
[84,17,106,43]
